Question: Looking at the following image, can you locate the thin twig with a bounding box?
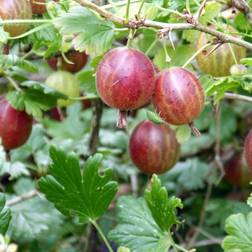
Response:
[187,182,213,249]
[223,92,252,102]
[194,238,223,247]
[89,100,103,155]
[213,103,225,184]
[6,189,38,207]
[73,0,252,50]
[195,0,208,22]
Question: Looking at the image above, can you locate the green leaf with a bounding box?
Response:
[144,175,183,231]
[54,6,115,56]
[206,199,251,228]
[200,2,222,24]
[146,111,164,124]
[77,70,97,94]
[181,134,215,156]
[160,159,209,191]
[39,146,118,223]
[248,192,252,208]
[210,105,237,143]
[0,54,38,73]
[7,179,64,242]
[241,58,252,66]
[6,81,67,118]
[0,194,11,234]
[153,44,195,70]
[222,212,252,252]
[43,103,85,139]
[108,196,173,252]
[176,125,191,144]
[0,145,29,179]
[205,77,240,102]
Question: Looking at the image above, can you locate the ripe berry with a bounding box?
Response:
[244,130,252,169]
[61,51,88,73]
[153,67,205,125]
[129,120,180,174]
[225,152,252,187]
[47,51,89,73]
[196,28,246,77]
[45,71,80,107]
[31,0,46,15]
[96,47,155,127]
[0,0,32,37]
[0,97,32,150]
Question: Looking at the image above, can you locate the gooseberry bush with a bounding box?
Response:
[0,0,252,251]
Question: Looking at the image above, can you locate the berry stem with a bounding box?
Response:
[125,0,131,20]
[182,43,211,68]
[0,19,51,25]
[145,38,158,55]
[117,110,128,128]
[9,23,52,40]
[4,75,21,92]
[228,43,238,64]
[137,0,145,16]
[189,122,201,137]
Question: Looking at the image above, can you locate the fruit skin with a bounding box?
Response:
[47,51,88,73]
[153,67,205,125]
[0,0,32,37]
[196,29,246,77]
[49,107,64,121]
[129,120,180,174]
[61,51,89,73]
[96,47,155,111]
[244,130,252,169]
[47,57,58,71]
[45,71,80,107]
[31,0,46,15]
[224,152,252,187]
[0,97,32,150]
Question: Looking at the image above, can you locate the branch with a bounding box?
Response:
[89,99,103,155]
[224,92,252,102]
[6,189,38,207]
[187,182,213,249]
[213,103,225,184]
[194,238,222,247]
[73,0,252,50]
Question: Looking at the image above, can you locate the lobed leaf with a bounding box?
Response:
[144,175,183,231]
[39,146,118,223]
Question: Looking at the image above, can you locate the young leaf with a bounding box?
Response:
[176,125,191,144]
[0,194,11,235]
[108,196,173,252]
[144,175,183,231]
[222,212,252,252]
[146,111,164,124]
[54,6,115,56]
[39,146,118,223]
